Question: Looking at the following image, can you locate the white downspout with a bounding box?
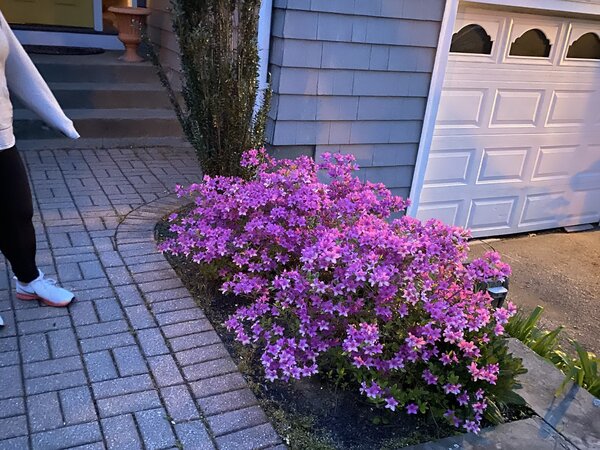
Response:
[256,0,273,113]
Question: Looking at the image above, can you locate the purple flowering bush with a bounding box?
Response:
[160,149,525,434]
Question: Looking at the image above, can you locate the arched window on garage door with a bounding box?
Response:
[450,24,494,54]
[510,29,552,57]
[567,32,600,59]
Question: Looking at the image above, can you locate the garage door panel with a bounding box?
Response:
[423,149,474,185]
[436,88,488,128]
[477,147,528,183]
[546,90,596,127]
[490,89,545,127]
[416,201,464,225]
[466,196,519,232]
[519,190,600,227]
[531,145,579,181]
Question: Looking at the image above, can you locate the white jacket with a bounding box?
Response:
[0,11,79,150]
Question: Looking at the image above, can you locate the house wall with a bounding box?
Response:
[267,0,446,198]
[146,0,181,79]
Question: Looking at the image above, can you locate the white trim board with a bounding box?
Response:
[466,0,600,16]
[406,0,600,217]
[14,30,123,50]
[407,0,460,216]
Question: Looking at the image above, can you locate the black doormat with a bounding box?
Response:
[23,45,105,55]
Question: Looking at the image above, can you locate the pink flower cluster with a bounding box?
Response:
[160,148,518,433]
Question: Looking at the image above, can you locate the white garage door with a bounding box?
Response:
[416,6,600,237]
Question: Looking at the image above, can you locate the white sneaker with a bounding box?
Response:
[15,271,74,307]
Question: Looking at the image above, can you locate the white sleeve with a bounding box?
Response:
[1,13,80,139]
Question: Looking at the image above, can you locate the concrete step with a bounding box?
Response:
[14,108,184,140]
[31,52,159,84]
[14,82,171,110]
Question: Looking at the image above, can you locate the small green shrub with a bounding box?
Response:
[557,341,600,398]
[506,306,600,398]
[505,306,563,361]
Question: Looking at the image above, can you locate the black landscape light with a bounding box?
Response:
[487,285,509,308]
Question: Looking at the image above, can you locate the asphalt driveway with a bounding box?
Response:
[470,226,600,356]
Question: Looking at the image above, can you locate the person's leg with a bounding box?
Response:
[0,146,74,307]
[0,146,38,283]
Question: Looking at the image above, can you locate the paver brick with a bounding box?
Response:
[59,386,97,424]
[47,328,80,358]
[92,374,153,399]
[176,343,230,367]
[94,298,124,322]
[57,262,83,282]
[15,305,66,323]
[144,287,190,303]
[136,328,170,357]
[112,345,147,377]
[190,373,248,399]
[24,355,82,379]
[105,266,134,286]
[169,331,222,352]
[80,332,135,353]
[147,354,183,387]
[0,397,25,419]
[150,297,197,314]
[163,320,214,339]
[114,284,145,307]
[84,350,118,382]
[77,319,128,339]
[155,308,205,327]
[135,408,177,450]
[1,337,21,353]
[0,351,19,367]
[27,392,63,432]
[97,251,125,268]
[207,405,269,437]
[0,436,29,449]
[18,316,71,335]
[31,422,102,450]
[70,302,99,326]
[215,423,281,450]
[124,305,156,329]
[175,421,215,450]
[183,358,238,383]
[161,385,200,422]
[0,366,23,399]
[102,414,143,450]
[138,278,184,294]
[97,390,162,418]
[78,260,106,280]
[26,369,87,395]
[197,388,259,416]
[0,416,28,440]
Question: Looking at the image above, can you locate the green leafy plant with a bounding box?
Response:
[150,0,270,177]
[505,306,563,361]
[506,306,600,398]
[557,341,600,398]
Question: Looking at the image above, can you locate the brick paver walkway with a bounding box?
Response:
[0,147,283,450]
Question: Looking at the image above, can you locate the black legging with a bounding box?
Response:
[0,146,38,283]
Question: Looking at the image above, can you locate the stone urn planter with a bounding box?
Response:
[108,6,151,63]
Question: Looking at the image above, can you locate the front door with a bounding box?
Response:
[0,0,94,28]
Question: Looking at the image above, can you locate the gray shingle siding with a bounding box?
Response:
[268,0,445,195]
